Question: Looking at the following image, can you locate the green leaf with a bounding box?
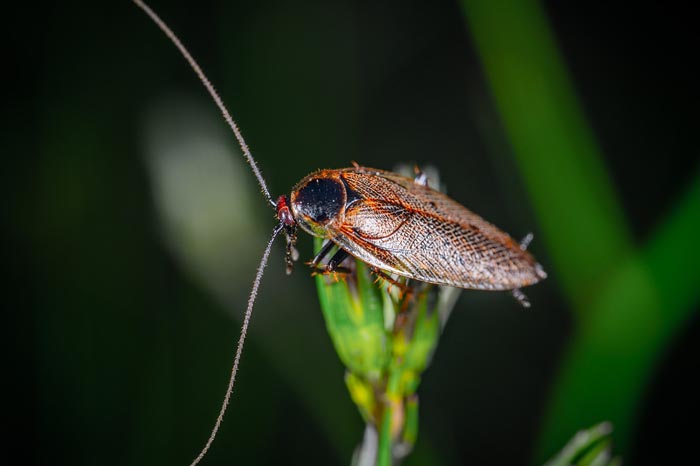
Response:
[460,0,700,461]
[543,422,618,466]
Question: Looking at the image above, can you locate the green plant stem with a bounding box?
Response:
[377,401,394,466]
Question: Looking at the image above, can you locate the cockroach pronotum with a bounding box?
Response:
[132,1,547,464]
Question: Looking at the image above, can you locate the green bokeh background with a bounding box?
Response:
[5,1,697,465]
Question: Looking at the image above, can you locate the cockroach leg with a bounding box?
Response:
[395,310,410,331]
[308,241,353,277]
[284,226,299,275]
[326,248,351,272]
[519,232,534,251]
[370,266,413,297]
[309,239,335,268]
[310,264,352,278]
[511,288,531,308]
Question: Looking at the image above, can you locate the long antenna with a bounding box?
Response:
[132,1,285,463]
[190,224,284,466]
[133,0,276,206]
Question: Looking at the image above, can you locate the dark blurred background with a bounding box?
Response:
[4,1,698,465]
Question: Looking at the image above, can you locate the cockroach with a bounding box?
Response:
[281,167,546,293]
[132,1,546,464]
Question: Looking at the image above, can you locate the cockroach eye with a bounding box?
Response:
[292,178,345,224]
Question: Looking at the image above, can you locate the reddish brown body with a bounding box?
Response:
[281,166,546,291]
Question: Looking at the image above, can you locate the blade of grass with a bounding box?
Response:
[543,422,613,466]
[460,0,700,462]
[461,0,632,310]
[538,178,699,461]
[377,399,393,466]
[644,179,700,327]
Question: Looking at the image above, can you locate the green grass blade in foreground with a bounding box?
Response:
[538,178,700,460]
[543,422,617,466]
[644,179,700,328]
[461,0,631,309]
[460,0,700,462]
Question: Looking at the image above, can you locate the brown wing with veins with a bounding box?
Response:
[327,168,546,290]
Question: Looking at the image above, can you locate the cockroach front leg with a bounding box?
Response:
[308,240,352,276]
[309,239,335,268]
[284,225,299,275]
[322,249,352,276]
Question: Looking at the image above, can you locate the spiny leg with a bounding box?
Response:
[309,241,352,277]
[284,225,298,275]
[369,266,415,299]
[326,248,351,273]
[309,239,335,268]
[511,288,531,308]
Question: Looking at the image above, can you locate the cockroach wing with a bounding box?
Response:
[329,169,546,290]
